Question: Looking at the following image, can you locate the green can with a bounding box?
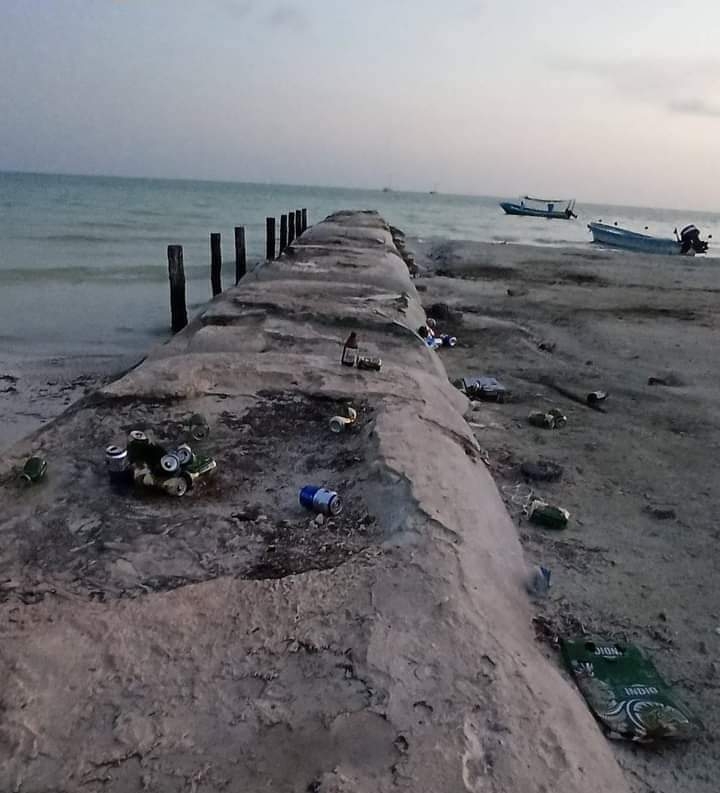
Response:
[528,499,569,529]
[21,456,47,484]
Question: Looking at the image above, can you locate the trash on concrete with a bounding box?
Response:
[462,376,508,402]
[341,332,359,367]
[526,565,552,597]
[21,456,47,484]
[299,485,343,516]
[357,356,382,371]
[105,445,131,484]
[528,408,567,429]
[521,460,564,482]
[527,499,570,529]
[189,413,210,441]
[329,406,358,434]
[562,637,698,741]
[108,431,216,497]
[587,390,608,406]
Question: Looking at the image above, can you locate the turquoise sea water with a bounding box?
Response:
[1,171,718,360]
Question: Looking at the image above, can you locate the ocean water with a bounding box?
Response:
[1,171,718,361]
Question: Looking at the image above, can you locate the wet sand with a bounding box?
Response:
[413,237,720,793]
[0,353,140,451]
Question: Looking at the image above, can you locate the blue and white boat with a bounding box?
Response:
[500,196,577,219]
[588,223,683,255]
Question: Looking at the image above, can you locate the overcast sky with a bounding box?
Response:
[1,0,719,209]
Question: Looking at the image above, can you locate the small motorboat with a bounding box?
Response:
[587,222,710,256]
[500,196,577,219]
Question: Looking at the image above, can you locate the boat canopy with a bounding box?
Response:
[520,196,576,212]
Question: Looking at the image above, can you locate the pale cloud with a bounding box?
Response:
[549,56,720,119]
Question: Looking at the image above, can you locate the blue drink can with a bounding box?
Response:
[299,485,343,516]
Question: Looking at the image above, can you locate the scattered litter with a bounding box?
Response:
[527,499,570,529]
[644,505,677,521]
[299,486,343,516]
[189,413,210,441]
[329,406,358,434]
[357,356,382,371]
[106,430,216,497]
[21,456,47,484]
[562,637,698,741]
[521,460,563,482]
[462,376,508,402]
[502,482,534,508]
[528,409,567,429]
[540,377,606,413]
[587,390,608,406]
[341,332,359,367]
[526,565,552,597]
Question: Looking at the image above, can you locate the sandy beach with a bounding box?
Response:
[413,237,720,793]
[0,353,139,452]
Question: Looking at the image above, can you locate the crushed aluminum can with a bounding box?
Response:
[587,390,608,406]
[189,413,209,441]
[463,376,508,402]
[21,456,47,484]
[160,476,189,497]
[330,405,358,433]
[528,499,570,530]
[357,356,382,372]
[440,335,457,348]
[299,485,343,516]
[183,455,217,485]
[425,336,443,350]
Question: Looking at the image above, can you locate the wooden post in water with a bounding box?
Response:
[279,214,288,254]
[301,208,308,232]
[210,232,222,296]
[295,209,302,238]
[167,245,188,333]
[288,211,296,245]
[266,217,276,260]
[234,226,246,284]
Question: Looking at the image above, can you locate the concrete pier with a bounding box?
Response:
[0,212,629,792]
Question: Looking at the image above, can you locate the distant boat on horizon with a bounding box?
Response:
[500,196,577,219]
[381,186,392,193]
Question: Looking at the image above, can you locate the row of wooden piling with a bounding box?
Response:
[167,209,308,333]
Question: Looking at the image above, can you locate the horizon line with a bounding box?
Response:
[1,168,717,217]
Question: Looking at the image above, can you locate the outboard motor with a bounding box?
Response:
[679,224,710,254]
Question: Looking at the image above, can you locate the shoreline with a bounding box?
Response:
[414,235,720,793]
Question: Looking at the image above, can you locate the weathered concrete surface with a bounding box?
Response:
[0,212,629,792]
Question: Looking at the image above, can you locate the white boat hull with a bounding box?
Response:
[588,223,681,256]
